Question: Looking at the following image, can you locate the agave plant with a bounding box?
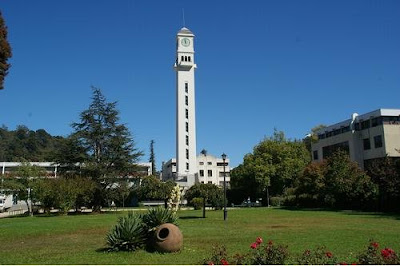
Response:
[106,212,146,251]
[142,207,178,232]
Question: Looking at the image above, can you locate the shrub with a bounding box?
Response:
[202,244,229,265]
[106,212,146,251]
[142,207,178,233]
[246,238,288,265]
[296,246,337,265]
[358,241,400,265]
[191,197,204,210]
[269,197,283,207]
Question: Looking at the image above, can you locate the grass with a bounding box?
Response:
[0,207,399,264]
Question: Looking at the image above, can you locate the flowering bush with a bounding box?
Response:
[167,184,181,213]
[203,238,399,265]
[358,241,400,265]
[245,238,289,265]
[296,246,337,265]
[202,244,229,265]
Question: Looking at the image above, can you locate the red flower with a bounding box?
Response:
[256,237,263,244]
[220,259,229,265]
[325,251,333,258]
[250,242,258,249]
[370,242,379,249]
[268,240,273,246]
[381,248,395,258]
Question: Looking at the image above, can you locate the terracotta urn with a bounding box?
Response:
[153,223,183,253]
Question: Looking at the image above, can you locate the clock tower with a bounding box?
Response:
[174,27,197,183]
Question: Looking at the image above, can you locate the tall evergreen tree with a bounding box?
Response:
[149,139,156,175]
[0,11,12,90]
[68,87,143,210]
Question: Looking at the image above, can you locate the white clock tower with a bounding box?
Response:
[174,27,197,183]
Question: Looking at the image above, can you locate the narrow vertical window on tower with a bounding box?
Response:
[186,163,189,171]
[185,82,188,93]
[186,149,189,159]
[186,122,188,132]
[185,95,188,105]
[186,135,189,145]
[185,109,188,119]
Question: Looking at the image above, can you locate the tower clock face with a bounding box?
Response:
[181,37,190,47]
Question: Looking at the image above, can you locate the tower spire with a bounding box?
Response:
[182,8,186,27]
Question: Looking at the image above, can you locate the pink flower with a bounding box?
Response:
[250,242,258,249]
[256,237,263,244]
[304,249,311,256]
[207,262,214,265]
[326,251,333,258]
[220,259,229,265]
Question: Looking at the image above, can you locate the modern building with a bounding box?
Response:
[162,151,230,187]
[311,109,400,169]
[174,27,198,185]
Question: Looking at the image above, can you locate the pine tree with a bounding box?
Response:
[149,139,156,175]
[70,87,143,211]
[0,11,12,90]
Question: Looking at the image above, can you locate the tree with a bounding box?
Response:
[185,183,223,218]
[136,176,175,207]
[61,87,143,211]
[365,157,400,211]
[149,140,156,175]
[303,124,327,153]
[231,130,310,204]
[0,11,12,90]
[296,151,378,210]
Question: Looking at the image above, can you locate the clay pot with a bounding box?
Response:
[153,223,183,253]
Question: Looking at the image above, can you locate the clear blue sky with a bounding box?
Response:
[1,0,399,169]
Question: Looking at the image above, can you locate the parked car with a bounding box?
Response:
[0,194,13,212]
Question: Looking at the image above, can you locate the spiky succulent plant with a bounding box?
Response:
[142,207,178,232]
[106,212,146,251]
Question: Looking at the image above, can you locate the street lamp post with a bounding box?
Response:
[221,153,227,221]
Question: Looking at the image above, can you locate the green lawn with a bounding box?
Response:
[0,207,399,264]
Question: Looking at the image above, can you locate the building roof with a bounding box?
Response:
[316,108,400,135]
[177,27,194,36]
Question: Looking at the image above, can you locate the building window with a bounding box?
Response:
[185,95,188,105]
[363,138,371,150]
[361,120,370,130]
[186,122,188,132]
[199,162,204,165]
[208,181,212,184]
[186,149,189,159]
[199,170,204,177]
[313,150,318,160]
[186,109,188,119]
[207,162,212,165]
[185,83,188,93]
[208,170,212,177]
[374,135,383,148]
[181,56,184,61]
[186,163,189,170]
[186,135,189,145]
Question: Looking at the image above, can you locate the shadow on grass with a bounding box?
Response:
[179,216,205,220]
[279,206,400,220]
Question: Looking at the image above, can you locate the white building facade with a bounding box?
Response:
[174,27,197,185]
[311,109,400,169]
[162,152,230,187]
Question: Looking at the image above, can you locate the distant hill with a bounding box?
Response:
[0,125,65,161]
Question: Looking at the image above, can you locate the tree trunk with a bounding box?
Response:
[202,197,206,218]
